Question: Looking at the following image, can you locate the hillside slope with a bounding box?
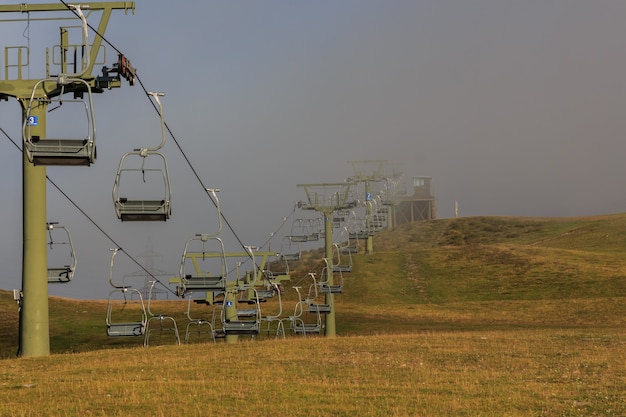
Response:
[2,214,626,356]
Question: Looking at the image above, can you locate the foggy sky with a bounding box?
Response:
[1,0,626,298]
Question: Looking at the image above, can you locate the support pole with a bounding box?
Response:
[18,100,49,357]
[323,212,335,337]
[365,181,374,255]
[224,288,238,344]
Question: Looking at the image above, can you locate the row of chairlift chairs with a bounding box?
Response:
[102,187,303,345]
[104,192,363,345]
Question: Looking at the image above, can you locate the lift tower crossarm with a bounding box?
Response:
[0,2,135,98]
[0,3,134,12]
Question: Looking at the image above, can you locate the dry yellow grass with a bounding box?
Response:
[1,329,624,416]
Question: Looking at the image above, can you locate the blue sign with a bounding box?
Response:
[366,192,372,201]
[27,116,38,126]
[226,301,233,307]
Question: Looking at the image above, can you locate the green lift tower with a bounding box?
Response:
[0,2,136,357]
[296,182,356,337]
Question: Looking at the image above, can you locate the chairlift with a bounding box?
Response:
[306,218,321,241]
[46,222,76,283]
[335,225,358,255]
[184,292,217,343]
[260,283,284,337]
[144,280,180,347]
[278,285,321,337]
[302,273,331,314]
[113,92,172,221]
[319,258,343,294]
[262,252,290,283]
[22,5,97,167]
[221,287,262,336]
[280,236,301,262]
[331,243,353,273]
[332,215,345,229]
[287,218,309,242]
[175,233,228,297]
[106,248,148,337]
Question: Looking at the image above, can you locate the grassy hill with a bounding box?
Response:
[1,214,625,416]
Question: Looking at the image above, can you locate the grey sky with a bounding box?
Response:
[1,0,625,298]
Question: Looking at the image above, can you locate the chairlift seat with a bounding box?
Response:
[26,138,94,166]
[181,276,226,291]
[236,308,259,317]
[307,303,331,314]
[255,289,275,299]
[332,265,352,273]
[320,284,342,294]
[107,322,145,337]
[292,321,320,335]
[222,320,260,335]
[115,198,171,221]
[282,253,301,262]
[288,235,309,243]
[47,267,73,283]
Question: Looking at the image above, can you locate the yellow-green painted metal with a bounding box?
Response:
[18,102,49,357]
[224,288,238,344]
[1,2,135,357]
[169,251,291,294]
[0,2,133,99]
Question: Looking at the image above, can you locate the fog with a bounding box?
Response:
[1,0,625,298]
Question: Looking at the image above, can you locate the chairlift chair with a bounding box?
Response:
[303,273,331,314]
[113,92,172,221]
[221,287,262,336]
[46,222,77,283]
[144,280,181,347]
[106,248,148,337]
[280,236,301,261]
[184,292,217,343]
[287,218,309,242]
[23,78,96,166]
[22,5,97,167]
[331,243,353,273]
[279,285,321,337]
[260,283,284,337]
[319,258,343,294]
[176,233,228,297]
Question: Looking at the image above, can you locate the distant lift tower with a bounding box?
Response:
[0,2,136,357]
[296,182,356,337]
[347,160,387,255]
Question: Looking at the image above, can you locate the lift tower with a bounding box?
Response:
[296,182,355,337]
[0,2,135,357]
[347,160,387,255]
